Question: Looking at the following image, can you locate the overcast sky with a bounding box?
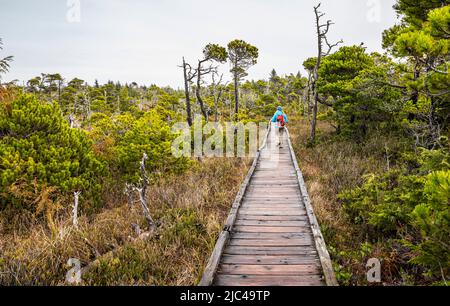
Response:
[0,0,399,88]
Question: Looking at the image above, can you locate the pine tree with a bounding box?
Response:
[0,94,104,211]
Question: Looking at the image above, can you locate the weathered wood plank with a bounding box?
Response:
[234,220,309,227]
[249,182,299,187]
[239,205,302,210]
[224,246,318,256]
[242,199,303,204]
[231,232,312,240]
[252,173,297,178]
[237,211,307,217]
[198,231,229,286]
[233,226,311,233]
[239,208,304,213]
[219,264,321,276]
[235,215,308,221]
[221,255,320,265]
[228,238,313,247]
[243,197,301,201]
[214,275,324,286]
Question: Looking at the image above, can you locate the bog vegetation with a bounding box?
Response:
[0,1,449,285]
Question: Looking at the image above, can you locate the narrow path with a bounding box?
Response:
[200,124,337,286]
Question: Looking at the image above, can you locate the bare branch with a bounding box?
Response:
[323,37,343,56]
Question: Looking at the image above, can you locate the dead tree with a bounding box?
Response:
[310,3,343,143]
[304,70,313,120]
[195,44,228,121]
[211,71,226,122]
[180,57,197,126]
[132,153,155,228]
[196,62,217,121]
[73,191,81,228]
[68,113,75,129]
[124,183,135,207]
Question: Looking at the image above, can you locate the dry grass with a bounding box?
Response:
[0,158,250,285]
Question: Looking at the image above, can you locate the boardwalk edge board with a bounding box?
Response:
[285,128,339,286]
[198,124,271,286]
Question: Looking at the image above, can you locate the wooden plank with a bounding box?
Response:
[239,205,302,210]
[221,255,320,265]
[249,181,298,185]
[230,234,312,241]
[228,238,313,247]
[253,174,297,177]
[234,220,309,227]
[235,215,307,221]
[214,275,324,286]
[198,231,229,286]
[246,187,300,193]
[253,170,296,174]
[247,184,299,189]
[218,264,321,276]
[224,246,318,256]
[238,213,307,220]
[239,208,304,212]
[242,199,302,204]
[257,164,294,168]
[240,202,302,206]
[243,197,301,201]
[238,211,306,216]
[233,225,310,233]
[241,202,301,206]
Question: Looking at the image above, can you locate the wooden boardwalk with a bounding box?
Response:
[199,124,337,286]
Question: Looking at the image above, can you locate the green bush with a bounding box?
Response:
[89,109,191,184]
[338,148,449,281]
[0,94,104,211]
[408,170,450,279]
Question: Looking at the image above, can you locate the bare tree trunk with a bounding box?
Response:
[137,187,153,227]
[125,183,134,207]
[310,6,323,143]
[84,91,91,120]
[69,114,75,129]
[310,3,342,144]
[196,61,209,121]
[306,72,312,120]
[133,153,155,228]
[212,72,224,122]
[182,57,193,126]
[73,191,81,228]
[58,80,62,107]
[234,70,239,116]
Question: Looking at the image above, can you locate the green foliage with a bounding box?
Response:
[394,0,450,25]
[227,39,259,80]
[302,57,317,72]
[203,43,228,63]
[0,94,104,210]
[409,170,450,275]
[90,109,190,184]
[317,46,403,138]
[381,4,450,148]
[339,148,449,280]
